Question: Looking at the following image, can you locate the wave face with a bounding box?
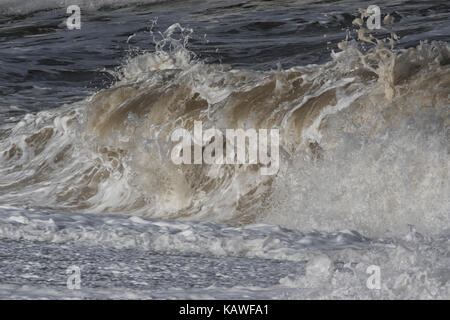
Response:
[0,19,448,237]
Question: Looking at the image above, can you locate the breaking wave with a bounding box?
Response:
[0,0,170,16]
[0,23,449,237]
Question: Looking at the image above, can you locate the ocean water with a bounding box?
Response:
[0,0,449,299]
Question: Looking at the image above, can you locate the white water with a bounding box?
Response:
[0,206,449,299]
[0,4,449,299]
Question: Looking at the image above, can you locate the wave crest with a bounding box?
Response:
[0,23,449,236]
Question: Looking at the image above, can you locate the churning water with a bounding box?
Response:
[0,0,449,299]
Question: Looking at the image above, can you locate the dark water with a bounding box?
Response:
[0,0,449,121]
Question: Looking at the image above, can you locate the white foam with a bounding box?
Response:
[0,207,448,299]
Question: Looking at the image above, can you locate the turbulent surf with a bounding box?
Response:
[0,0,449,299]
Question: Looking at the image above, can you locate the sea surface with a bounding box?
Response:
[0,0,449,299]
